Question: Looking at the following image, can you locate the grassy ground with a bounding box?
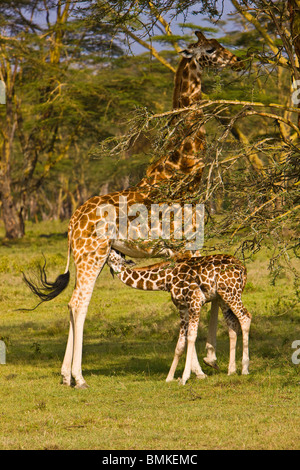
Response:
[0,220,299,450]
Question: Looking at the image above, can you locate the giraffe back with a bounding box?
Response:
[166,254,247,304]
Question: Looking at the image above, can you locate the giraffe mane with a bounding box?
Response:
[132,261,171,271]
[173,57,191,109]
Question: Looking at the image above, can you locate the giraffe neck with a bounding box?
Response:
[171,56,205,157]
[116,264,170,291]
[173,57,202,109]
[136,57,205,189]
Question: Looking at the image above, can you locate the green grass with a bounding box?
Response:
[0,220,299,450]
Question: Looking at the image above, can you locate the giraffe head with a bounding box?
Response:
[180,31,243,70]
[107,249,135,275]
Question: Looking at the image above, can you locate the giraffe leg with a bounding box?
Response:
[62,280,95,389]
[219,294,252,376]
[220,305,240,375]
[71,297,90,389]
[228,325,238,375]
[61,247,109,388]
[203,298,219,370]
[180,321,199,385]
[180,290,204,385]
[191,345,207,379]
[166,306,206,382]
[166,310,188,382]
[61,310,75,386]
[241,315,251,375]
[188,309,206,379]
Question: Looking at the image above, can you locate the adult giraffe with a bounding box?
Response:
[24,32,243,388]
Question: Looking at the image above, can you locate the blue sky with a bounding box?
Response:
[126,1,237,55]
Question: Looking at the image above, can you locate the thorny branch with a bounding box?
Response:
[94,97,299,288]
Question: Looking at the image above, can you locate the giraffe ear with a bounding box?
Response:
[180,49,193,59]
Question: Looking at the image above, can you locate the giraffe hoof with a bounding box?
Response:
[166,376,174,383]
[178,377,188,385]
[195,373,207,380]
[203,358,219,370]
[61,377,71,387]
[75,382,89,390]
[62,380,71,387]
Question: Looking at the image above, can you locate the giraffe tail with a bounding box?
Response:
[21,227,72,311]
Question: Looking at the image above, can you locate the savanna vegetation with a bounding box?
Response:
[0,221,299,450]
[0,0,299,450]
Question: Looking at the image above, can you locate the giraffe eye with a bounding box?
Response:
[207,47,216,54]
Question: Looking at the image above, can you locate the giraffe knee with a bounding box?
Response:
[241,312,251,330]
[187,329,198,343]
[175,341,185,357]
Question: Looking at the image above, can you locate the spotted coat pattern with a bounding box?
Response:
[108,250,252,384]
[36,33,243,389]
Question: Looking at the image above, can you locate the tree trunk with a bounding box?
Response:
[288,0,300,129]
[1,178,24,239]
[0,93,25,239]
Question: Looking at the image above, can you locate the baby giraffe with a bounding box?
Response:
[107,249,252,385]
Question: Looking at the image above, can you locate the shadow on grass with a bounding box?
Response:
[3,309,299,384]
[39,232,68,240]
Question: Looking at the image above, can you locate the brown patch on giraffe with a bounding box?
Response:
[156,279,165,288]
[182,67,189,79]
[169,151,180,163]
[200,282,210,292]
[145,280,154,289]
[181,96,190,107]
[125,277,134,287]
[79,215,88,228]
[183,141,194,153]
[136,279,145,290]
[74,229,81,239]
[179,264,190,274]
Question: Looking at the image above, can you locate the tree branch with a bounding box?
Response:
[120,25,176,73]
[147,1,181,53]
[231,0,289,68]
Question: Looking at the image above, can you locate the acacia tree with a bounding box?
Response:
[1,0,298,254]
[92,0,299,283]
[194,0,299,279]
[0,0,220,238]
[0,0,123,238]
